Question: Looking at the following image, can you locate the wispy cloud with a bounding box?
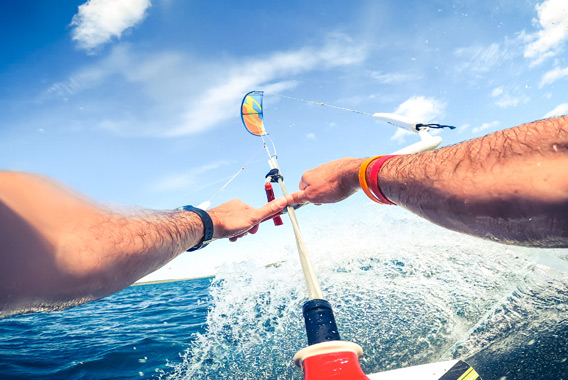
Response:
[494,95,525,108]
[43,34,367,137]
[490,86,529,108]
[539,66,568,87]
[369,71,420,84]
[544,103,568,118]
[151,161,230,192]
[458,123,470,134]
[45,66,109,98]
[472,121,500,134]
[491,87,504,97]
[454,43,502,73]
[523,0,568,65]
[44,45,188,101]
[453,0,568,78]
[168,34,367,136]
[70,0,152,52]
[454,42,518,77]
[390,96,445,143]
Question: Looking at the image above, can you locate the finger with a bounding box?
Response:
[254,196,288,221]
[229,230,249,242]
[288,190,308,205]
[249,224,260,235]
[299,178,308,190]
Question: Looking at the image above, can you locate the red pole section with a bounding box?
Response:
[294,341,370,380]
[265,182,283,225]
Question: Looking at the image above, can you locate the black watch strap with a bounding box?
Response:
[177,205,214,251]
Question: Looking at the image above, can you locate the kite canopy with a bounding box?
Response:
[241,91,266,136]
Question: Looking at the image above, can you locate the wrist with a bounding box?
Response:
[177,205,214,251]
[346,158,367,190]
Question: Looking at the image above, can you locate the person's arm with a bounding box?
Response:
[0,171,288,317]
[290,116,568,247]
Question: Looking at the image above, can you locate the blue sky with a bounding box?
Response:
[1,0,567,280]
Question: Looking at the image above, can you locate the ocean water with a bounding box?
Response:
[0,279,212,380]
[1,207,567,379]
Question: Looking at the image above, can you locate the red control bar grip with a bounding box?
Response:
[265,182,283,226]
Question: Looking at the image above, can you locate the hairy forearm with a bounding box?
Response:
[0,172,204,316]
[379,116,568,247]
[60,208,202,292]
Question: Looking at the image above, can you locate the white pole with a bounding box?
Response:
[267,155,323,300]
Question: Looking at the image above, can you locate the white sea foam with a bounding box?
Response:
[162,200,568,379]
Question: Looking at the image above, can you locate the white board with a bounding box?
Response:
[367,359,480,380]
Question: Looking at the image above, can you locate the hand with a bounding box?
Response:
[208,197,289,242]
[288,158,365,205]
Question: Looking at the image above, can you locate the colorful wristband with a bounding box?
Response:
[177,205,214,251]
[369,155,398,205]
[358,155,385,203]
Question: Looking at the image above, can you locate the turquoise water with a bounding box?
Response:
[1,208,567,379]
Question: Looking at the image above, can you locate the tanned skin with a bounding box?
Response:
[290,116,568,248]
[0,172,289,317]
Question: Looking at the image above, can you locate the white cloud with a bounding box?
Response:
[472,121,500,134]
[523,0,568,65]
[394,96,445,123]
[544,103,568,118]
[369,71,419,84]
[306,132,316,140]
[539,66,568,87]
[390,96,445,143]
[491,87,503,97]
[70,0,151,52]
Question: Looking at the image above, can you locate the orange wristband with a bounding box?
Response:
[358,156,385,203]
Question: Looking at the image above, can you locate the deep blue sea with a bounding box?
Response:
[0,279,212,380]
[1,208,567,379]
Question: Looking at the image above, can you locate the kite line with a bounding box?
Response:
[272,93,456,131]
[200,90,456,210]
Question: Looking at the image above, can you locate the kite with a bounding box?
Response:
[241,90,266,136]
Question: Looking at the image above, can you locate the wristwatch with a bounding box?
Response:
[177,205,214,251]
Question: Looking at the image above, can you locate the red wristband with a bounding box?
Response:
[368,155,398,205]
[358,155,385,203]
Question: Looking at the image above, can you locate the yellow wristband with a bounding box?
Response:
[358,155,385,203]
